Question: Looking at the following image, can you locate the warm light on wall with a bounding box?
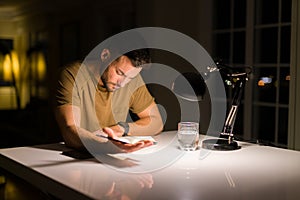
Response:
[3,54,11,81]
[27,45,48,100]
[36,51,46,81]
[2,50,20,82]
[11,51,20,80]
[0,47,21,109]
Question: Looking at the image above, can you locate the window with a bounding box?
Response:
[212,0,291,148]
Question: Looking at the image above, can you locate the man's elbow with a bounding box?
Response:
[154,118,164,135]
[61,126,84,150]
[63,135,85,150]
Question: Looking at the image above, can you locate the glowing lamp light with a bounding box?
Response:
[2,50,20,82]
[258,77,272,87]
[36,51,46,81]
[258,79,265,86]
[3,54,11,81]
[11,51,20,81]
[286,75,290,81]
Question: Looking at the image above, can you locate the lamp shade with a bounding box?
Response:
[172,72,206,101]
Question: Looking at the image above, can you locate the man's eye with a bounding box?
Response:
[116,70,123,76]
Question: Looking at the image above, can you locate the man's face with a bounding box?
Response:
[101,56,142,92]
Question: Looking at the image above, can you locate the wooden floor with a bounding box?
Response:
[0,171,53,200]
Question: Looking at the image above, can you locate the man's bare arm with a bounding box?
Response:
[130,102,164,136]
[55,105,154,151]
[109,102,163,137]
[55,105,105,149]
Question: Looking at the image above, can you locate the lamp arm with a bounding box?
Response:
[222,77,247,140]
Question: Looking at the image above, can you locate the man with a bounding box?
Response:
[55,47,163,153]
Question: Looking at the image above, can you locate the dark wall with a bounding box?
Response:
[0,0,213,147]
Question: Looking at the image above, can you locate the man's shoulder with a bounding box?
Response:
[59,61,96,89]
[60,61,94,79]
[128,74,145,87]
[117,74,146,95]
[62,61,82,74]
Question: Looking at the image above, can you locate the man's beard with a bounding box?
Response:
[100,72,119,92]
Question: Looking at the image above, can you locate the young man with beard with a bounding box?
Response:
[55,47,163,153]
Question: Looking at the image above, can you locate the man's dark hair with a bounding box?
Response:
[106,30,151,67]
[124,48,151,67]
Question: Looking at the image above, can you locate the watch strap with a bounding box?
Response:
[117,122,129,136]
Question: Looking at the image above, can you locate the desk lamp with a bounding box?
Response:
[172,63,251,150]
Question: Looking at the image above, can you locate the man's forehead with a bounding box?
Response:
[123,66,142,77]
[117,56,141,72]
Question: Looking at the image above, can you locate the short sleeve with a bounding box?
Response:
[129,76,154,114]
[55,62,80,107]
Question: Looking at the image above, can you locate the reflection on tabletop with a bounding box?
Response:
[1,131,300,200]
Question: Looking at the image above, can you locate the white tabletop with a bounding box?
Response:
[1,131,300,200]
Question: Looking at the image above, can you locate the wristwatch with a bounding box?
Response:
[117,122,129,137]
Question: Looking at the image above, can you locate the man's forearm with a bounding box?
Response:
[55,105,105,150]
[61,125,106,150]
[126,102,164,136]
[128,115,163,136]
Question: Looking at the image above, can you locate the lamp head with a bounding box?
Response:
[172,72,206,102]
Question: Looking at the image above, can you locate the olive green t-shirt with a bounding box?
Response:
[56,62,154,132]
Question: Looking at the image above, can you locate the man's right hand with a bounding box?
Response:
[102,127,153,153]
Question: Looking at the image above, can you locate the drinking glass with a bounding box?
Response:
[177,122,199,151]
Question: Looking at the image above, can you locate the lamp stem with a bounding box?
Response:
[202,75,248,150]
[221,77,247,140]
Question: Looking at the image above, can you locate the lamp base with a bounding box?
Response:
[201,138,240,150]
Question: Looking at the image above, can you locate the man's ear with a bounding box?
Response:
[101,49,110,61]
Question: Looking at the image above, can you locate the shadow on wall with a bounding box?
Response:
[148,84,181,131]
[147,83,211,134]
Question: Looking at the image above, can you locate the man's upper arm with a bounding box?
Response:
[55,63,81,107]
[136,102,157,119]
[55,105,81,130]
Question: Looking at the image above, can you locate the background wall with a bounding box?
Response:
[0,0,214,147]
